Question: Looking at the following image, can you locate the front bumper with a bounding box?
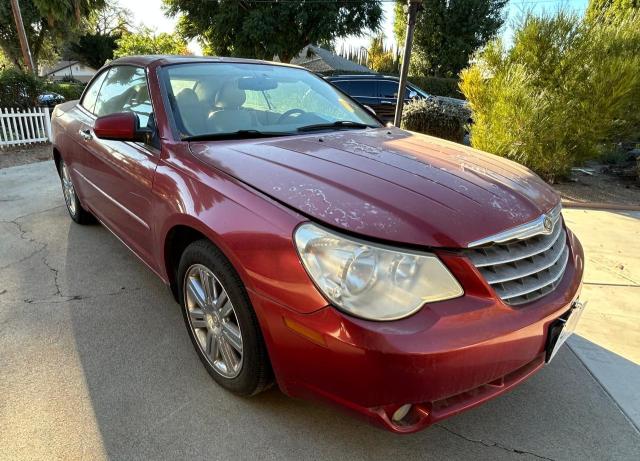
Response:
[251,230,584,433]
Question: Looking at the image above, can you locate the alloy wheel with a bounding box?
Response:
[184,264,244,378]
[61,161,77,216]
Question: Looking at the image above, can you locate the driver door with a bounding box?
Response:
[75,65,159,266]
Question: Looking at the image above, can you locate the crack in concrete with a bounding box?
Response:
[41,253,62,297]
[4,218,64,299]
[0,205,65,224]
[0,219,49,271]
[7,219,44,247]
[1,209,140,304]
[21,287,143,305]
[0,246,46,271]
[583,281,640,288]
[437,425,556,461]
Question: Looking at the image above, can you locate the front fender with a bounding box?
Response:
[152,149,327,314]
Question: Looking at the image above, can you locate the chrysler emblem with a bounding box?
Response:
[543,216,554,232]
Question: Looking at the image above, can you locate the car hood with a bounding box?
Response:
[189,128,559,248]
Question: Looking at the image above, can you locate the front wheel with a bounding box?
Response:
[59,159,93,224]
[178,240,273,396]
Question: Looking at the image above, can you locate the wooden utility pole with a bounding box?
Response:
[10,0,35,74]
[394,0,421,127]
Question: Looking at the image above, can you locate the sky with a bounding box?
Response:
[119,0,590,56]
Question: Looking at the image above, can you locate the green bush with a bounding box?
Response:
[401,98,469,143]
[460,11,640,181]
[0,68,43,109]
[409,76,463,99]
[45,82,86,101]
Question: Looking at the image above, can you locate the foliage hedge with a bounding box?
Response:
[460,11,640,181]
[401,98,469,143]
[44,82,86,101]
[409,76,463,99]
[0,68,43,109]
[0,68,87,108]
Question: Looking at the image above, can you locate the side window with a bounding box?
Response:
[81,71,108,113]
[347,81,377,97]
[94,66,152,128]
[379,81,411,99]
[379,81,400,98]
[331,80,353,93]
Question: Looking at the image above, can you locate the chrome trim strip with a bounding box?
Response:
[467,203,562,248]
[472,222,563,267]
[74,169,150,230]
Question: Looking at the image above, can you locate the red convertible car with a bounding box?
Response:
[51,55,584,433]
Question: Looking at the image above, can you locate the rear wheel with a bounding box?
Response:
[178,239,272,395]
[59,159,93,224]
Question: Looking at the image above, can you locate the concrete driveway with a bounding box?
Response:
[1,161,639,460]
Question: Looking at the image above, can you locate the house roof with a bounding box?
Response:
[290,45,371,73]
[43,60,96,76]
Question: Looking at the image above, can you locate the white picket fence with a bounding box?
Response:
[0,107,52,148]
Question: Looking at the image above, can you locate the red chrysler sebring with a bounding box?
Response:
[51,56,585,433]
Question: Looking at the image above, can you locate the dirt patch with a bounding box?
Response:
[0,144,52,169]
[555,168,640,207]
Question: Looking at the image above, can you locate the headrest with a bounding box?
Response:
[176,88,199,107]
[214,81,246,109]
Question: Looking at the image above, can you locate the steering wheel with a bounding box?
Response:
[277,108,306,124]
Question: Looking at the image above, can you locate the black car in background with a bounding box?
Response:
[325,74,426,122]
[325,74,468,123]
[37,91,65,108]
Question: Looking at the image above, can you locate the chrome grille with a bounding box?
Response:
[463,208,569,306]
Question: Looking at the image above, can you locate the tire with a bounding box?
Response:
[177,239,273,396]
[59,158,94,224]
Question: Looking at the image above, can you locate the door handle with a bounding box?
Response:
[380,101,395,105]
[78,129,92,141]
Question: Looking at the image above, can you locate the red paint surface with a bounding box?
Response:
[93,112,138,141]
[51,56,584,433]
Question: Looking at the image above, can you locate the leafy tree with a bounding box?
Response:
[394,0,507,77]
[586,0,639,22]
[68,33,117,69]
[0,0,104,70]
[367,35,399,74]
[67,1,131,69]
[114,28,189,57]
[459,11,640,181]
[0,48,10,69]
[88,0,131,36]
[163,0,383,63]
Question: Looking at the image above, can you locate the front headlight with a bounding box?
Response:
[294,223,463,321]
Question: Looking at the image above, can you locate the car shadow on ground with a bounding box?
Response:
[63,221,640,460]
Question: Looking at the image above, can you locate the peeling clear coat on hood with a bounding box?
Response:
[188,127,559,248]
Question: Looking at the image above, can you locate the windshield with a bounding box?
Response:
[163,62,380,138]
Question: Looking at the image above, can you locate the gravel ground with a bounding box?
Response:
[0,144,52,169]
[555,170,640,207]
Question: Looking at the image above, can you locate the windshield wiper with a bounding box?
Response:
[296,121,376,132]
[183,130,291,141]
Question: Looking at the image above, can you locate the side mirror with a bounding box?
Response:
[408,90,418,99]
[94,112,147,142]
